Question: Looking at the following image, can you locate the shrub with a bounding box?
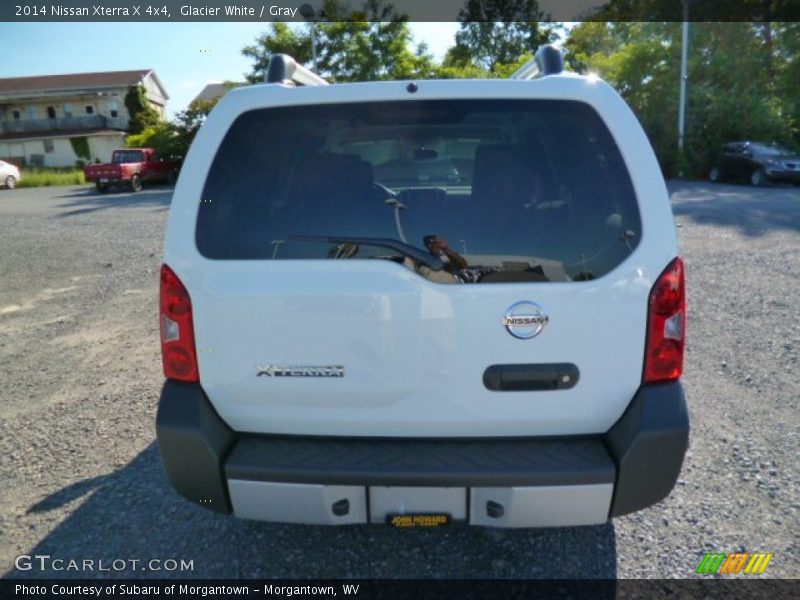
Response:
[16,168,87,188]
[69,136,91,161]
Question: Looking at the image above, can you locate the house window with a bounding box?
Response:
[12,110,20,120]
[85,105,94,114]
[109,100,119,118]
[47,106,56,119]
[43,139,54,153]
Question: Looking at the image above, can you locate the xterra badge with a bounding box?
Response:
[256,364,345,377]
[503,302,549,339]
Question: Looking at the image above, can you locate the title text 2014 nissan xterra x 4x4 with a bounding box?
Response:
[156,47,689,528]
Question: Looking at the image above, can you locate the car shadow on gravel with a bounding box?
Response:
[668,181,800,237]
[54,188,173,217]
[6,443,617,580]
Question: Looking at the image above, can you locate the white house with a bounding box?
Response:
[0,69,169,168]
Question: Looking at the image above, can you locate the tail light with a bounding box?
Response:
[643,257,686,383]
[160,264,198,382]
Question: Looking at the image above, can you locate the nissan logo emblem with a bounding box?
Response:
[503,301,549,339]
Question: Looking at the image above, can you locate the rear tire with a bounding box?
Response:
[130,174,142,192]
[750,168,766,187]
[709,167,720,183]
[4,175,16,189]
[95,181,109,193]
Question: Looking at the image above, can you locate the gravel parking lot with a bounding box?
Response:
[1,181,798,579]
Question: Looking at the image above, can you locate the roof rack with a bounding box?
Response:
[265,54,329,87]
[509,45,564,80]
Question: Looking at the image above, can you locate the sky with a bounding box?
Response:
[0,22,460,117]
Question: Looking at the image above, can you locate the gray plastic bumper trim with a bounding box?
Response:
[604,380,690,517]
[225,436,616,488]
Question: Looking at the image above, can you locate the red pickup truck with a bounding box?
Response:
[84,148,179,193]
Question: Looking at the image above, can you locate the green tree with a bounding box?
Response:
[773,22,800,146]
[126,122,181,155]
[242,22,313,83]
[449,0,557,72]
[126,85,242,157]
[565,21,798,178]
[124,85,162,134]
[242,1,435,83]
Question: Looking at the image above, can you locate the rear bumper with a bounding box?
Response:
[85,172,123,180]
[156,380,688,527]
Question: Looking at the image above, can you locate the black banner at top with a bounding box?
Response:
[2,0,800,22]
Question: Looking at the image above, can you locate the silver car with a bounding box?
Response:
[0,160,20,189]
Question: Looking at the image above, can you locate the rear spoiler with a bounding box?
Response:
[265,54,329,87]
[509,45,565,80]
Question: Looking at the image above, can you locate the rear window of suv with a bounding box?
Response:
[196,99,640,283]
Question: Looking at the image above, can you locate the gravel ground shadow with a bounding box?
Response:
[669,181,800,236]
[54,188,172,217]
[6,443,617,580]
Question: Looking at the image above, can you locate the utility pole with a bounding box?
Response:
[678,0,690,155]
[299,4,318,72]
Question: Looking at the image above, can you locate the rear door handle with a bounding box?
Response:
[483,363,579,391]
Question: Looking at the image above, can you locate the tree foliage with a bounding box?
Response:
[124,85,162,134]
[449,0,557,72]
[242,0,556,83]
[126,122,181,156]
[242,22,313,83]
[566,22,799,177]
[69,137,91,161]
[242,1,435,83]
[126,89,239,157]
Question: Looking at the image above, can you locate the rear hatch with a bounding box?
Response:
[85,163,123,179]
[170,87,675,437]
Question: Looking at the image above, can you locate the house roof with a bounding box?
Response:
[0,129,126,143]
[191,83,228,105]
[0,69,169,100]
[191,82,243,106]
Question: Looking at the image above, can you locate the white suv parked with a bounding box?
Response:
[157,47,689,528]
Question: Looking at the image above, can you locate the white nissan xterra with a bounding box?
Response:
[156,47,689,528]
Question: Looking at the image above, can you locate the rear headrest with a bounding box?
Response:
[288,153,373,209]
[471,144,537,208]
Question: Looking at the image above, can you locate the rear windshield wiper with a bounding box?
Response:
[288,235,444,271]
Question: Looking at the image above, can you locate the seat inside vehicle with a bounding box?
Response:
[456,143,543,255]
[397,187,449,247]
[285,152,382,237]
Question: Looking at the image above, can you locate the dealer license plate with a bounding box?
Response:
[387,513,451,528]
